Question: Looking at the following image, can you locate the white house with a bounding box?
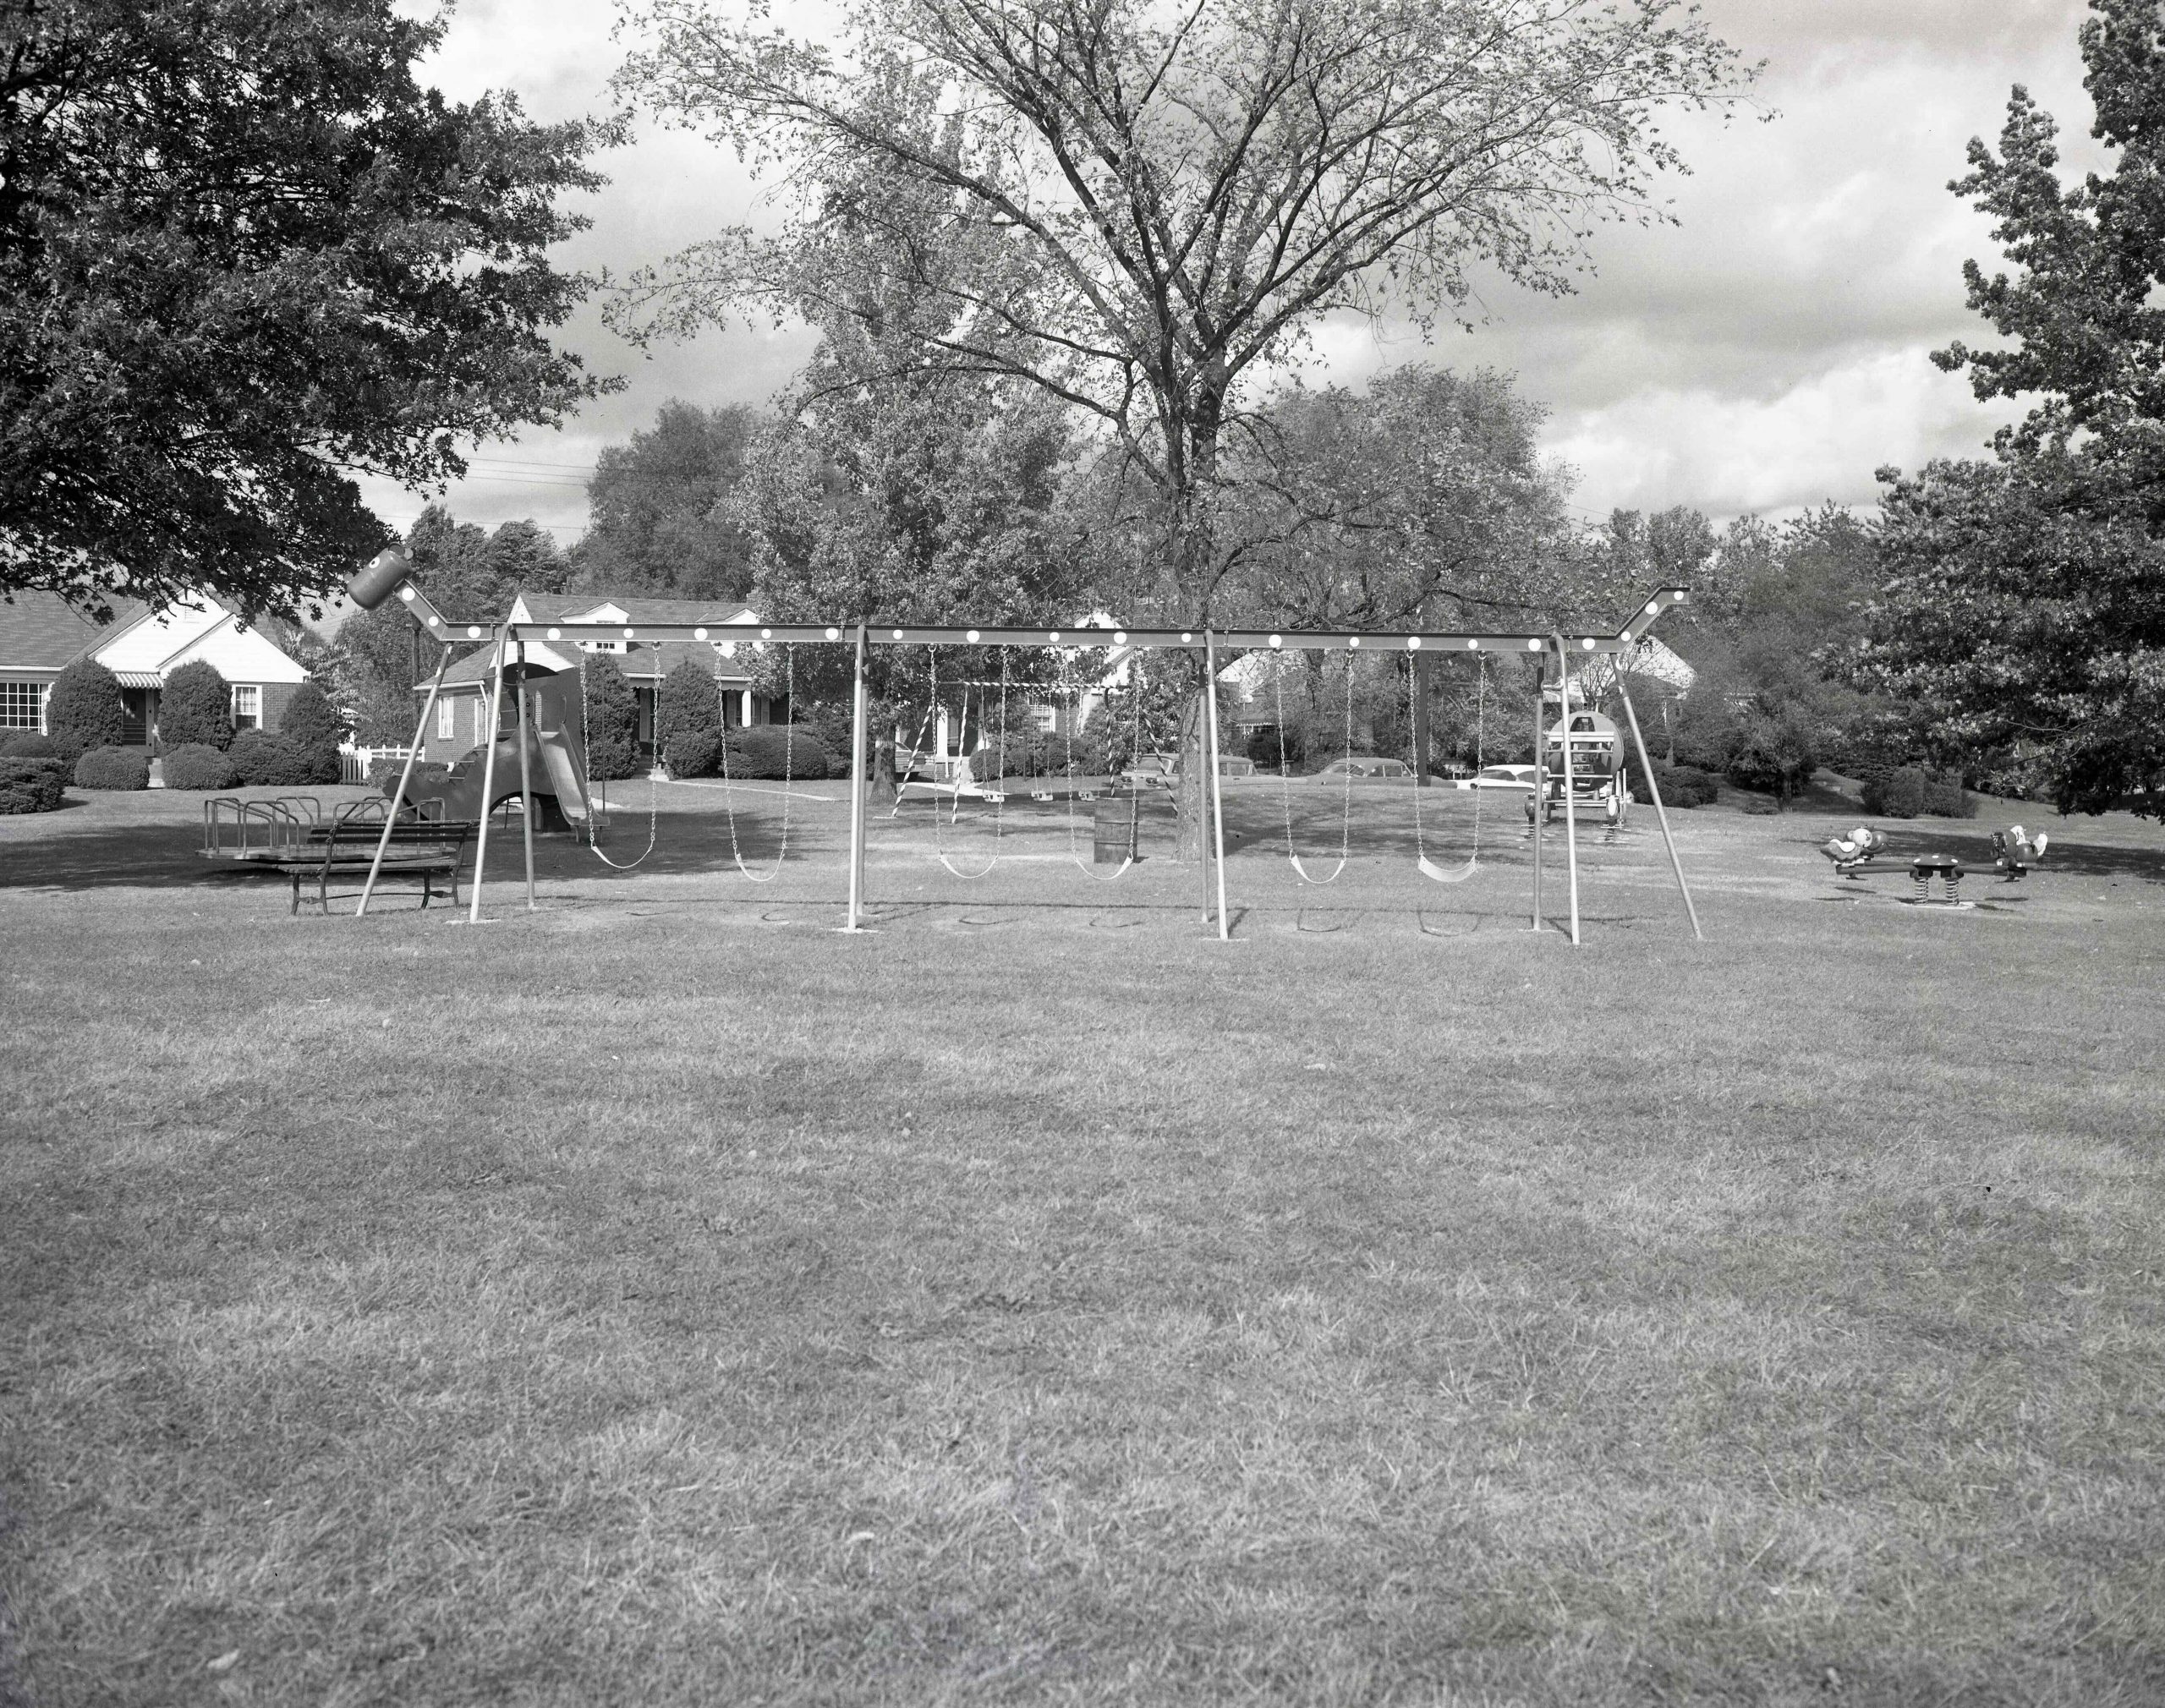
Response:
[0,591,310,744]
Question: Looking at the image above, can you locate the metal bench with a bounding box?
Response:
[272,803,477,915]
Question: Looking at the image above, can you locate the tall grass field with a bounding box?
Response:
[3,779,2162,1705]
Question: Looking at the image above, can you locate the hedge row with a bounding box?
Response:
[1861,766,1975,818]
[0,756,67,813]
[1627,762,1720,808]
[665,725,831,782]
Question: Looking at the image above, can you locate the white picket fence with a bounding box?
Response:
[339,744,414,786]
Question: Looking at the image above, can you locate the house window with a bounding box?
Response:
[474,697,488,745]
[437,697,455,742]
[231,685,260,729]
[0,680,43,731]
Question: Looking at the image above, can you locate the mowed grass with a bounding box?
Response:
[3,780,2163,1705]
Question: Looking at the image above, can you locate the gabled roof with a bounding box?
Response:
[421,638,760,692]
[0,591,148,671]
[511,592,757,627]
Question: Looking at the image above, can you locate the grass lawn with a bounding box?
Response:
[3,777,2162,1705]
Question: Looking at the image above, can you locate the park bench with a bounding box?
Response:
[273,806,477,915]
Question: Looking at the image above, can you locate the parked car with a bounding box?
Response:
[1316,756,1413,780]
[1462,764,1538,791]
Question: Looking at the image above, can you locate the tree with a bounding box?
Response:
[1858,0,2165,815]
[1665,508,1881,806]
[277,680,344,752]
[42,655,124,761]
[734,321,1088,714]
[0,0,622,620]
[328,507,570,744]
[614,0,1749,621]
[1932,0,2165,522]
[576,652,640,781]
[1860,460,2164,813]
[616,0,1746,863]
[654,656,721,759]
[157,660,233,751]
[573,402,761,600]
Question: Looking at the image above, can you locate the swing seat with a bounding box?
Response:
[1417,853,1480,884]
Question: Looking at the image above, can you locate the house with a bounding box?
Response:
[407,593,780,765]
[0,590,310,743]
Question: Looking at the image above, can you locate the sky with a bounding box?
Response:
[357,0,2102,550]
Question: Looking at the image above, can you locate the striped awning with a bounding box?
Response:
[112,671,163,689]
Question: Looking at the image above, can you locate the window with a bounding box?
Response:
[474,696,488,745]
[230,684,260,729]
[0,680,43,731]
[436,697,455,742]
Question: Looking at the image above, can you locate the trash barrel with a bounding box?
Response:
[1093,791,1137,864]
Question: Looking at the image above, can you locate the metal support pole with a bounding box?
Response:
[845,621,869,931]
[1203,628,1230,941]
[358,643,453,917]
[1616,686,1703,941]
[1531,651,1546,933]
[467,628,509,925]
[1554,635,1581,946]
[514,633,536,911]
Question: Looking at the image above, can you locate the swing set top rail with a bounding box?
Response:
[370,574,1689,657]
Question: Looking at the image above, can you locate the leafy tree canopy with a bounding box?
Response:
[0,0,623,621]
[613,0,1751,619]
[1859,0,2165,815]
[572,402,761,601]
[1932,0,2165,520]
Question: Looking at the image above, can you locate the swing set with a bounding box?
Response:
[342,548,1702,944]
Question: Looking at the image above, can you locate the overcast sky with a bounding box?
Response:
[358,0,2100,549]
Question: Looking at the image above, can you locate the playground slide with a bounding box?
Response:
[392,674,595,831]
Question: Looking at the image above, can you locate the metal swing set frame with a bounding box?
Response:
[343,549,1702,944]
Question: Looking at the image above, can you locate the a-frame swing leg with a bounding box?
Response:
[1553,636,1581,946]
[515,633,537,911]
[358,642,453,917]
[1530,652,1546,933]
[1616,687,1703,941]
[843,621,871,932]
[1203,628,1230,941]
[467,627,509,925]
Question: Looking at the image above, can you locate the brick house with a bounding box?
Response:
[0,591,310,744]
[408,593,782,765]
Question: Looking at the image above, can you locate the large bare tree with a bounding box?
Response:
[613,0,1751,856]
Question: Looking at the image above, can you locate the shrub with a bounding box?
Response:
[655,658,721,757]
[159,659,234,750]
[1863,765,1928,818]
[74,746,151,790]
[162,742,240,791]
[577,653,640,780]
[723,726,829,780]
[665,726,724,780]
[277,680,344,749]
[1629,762,1718,808]
[1921,769,1976,818]
[0,731,58,758]
[0,756,68,813]
[1247,725,1304,770]
[227,730,315,787]
[45,658,127,763]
